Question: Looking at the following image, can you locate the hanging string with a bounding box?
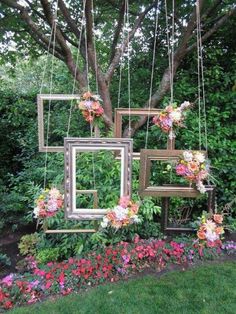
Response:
[171,0,175,103]
[196,0,202,150]
[164,0,173,102]
[198,5,208,154]
[145,1,160,149]
[91,0,99,94]
[117,0,127,108]
[66,1,86,137]
[125,0,131,136]
[84,0,90,91]
[43,0,59,189]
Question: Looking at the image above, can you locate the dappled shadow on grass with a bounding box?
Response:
[9,259,236,314]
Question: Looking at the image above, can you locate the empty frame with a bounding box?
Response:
[64,138,133,220]
[37,94,81,152]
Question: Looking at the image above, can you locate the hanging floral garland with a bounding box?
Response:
[152,101,192,139]
[77,91,104,124]
[175,151,209,193]
[33,187,64,219]
[101,196,140,229]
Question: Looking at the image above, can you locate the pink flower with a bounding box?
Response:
[176,164,188,176]
[1,274,14,287]
[119,196,130,208]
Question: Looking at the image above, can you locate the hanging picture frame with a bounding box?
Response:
[114,108,175,159]
[37,94,81,152]
[64,138,133,220]
[138,149,208,197]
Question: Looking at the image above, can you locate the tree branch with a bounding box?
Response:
[110,0,126,63]
[58,0,81,40]
[105,1,158,83]
[40,0,87,88]
[186,7,236,54]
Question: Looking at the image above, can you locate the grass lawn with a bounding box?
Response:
[9,261,236,314]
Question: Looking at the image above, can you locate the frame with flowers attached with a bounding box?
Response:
[64,138,133,220]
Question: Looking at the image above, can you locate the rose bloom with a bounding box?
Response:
[95,106,104,116]
[188,161,199,172]
[183,151,193,162]
[176,164,188,176]
[213,214,223,224]
[215,226,224,235]
[130,203,139,215]
[165,105,173,113]
[91,101,100,110]
[49,187,60,199]
[83,91,92,99]
[169,109,182,122]
[119,196,130,208]
[78,101,86,110]
[197,228,206,240]
[194,152,205,163]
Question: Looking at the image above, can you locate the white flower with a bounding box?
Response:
[183,151,193,162]
[169,109,182,122]
[194,152,205,163]
[180,101,191,110]
[196,181,206,194]
[33,207,40,218]
[101,217,109,228]
[205,230,219,242]
[114,206,128,220]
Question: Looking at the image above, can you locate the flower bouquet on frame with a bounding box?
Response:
[175,151,209,193]
[33,187,64,219]
[77,91,104,124]
[101,196,140,229]
[195,211,224,247]
[152,101,192,139]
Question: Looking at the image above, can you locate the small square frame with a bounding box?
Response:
[114,108,175,159]
[37,94,81,152]
[139,149,207,197]
[64,138,133,220]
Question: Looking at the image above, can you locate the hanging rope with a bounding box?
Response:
[43,0,59,189]
[117,0,127,108]
[144,1,160,149]
[196,0,208,154]
[91,0,99,94]
[164,0,173,102]
[66,1,86,137]
[171,0,175,104]
[125,0,132,136]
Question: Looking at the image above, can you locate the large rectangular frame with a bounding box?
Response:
[114,108,175,159]
[64,138,133,220]
[139,149,207,197]
[37,94,80,152]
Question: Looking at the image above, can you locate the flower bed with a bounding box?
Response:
[0,237,235,310]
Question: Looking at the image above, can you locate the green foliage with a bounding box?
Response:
[0,252,11,268]
[18,233,40,256]
[36,248,60,264]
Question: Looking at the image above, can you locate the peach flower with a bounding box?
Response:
[197,228,206,240]
[213,214,223,224]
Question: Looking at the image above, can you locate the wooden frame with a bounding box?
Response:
[161,185,216,233]
[64,138,133,220]
[114,108,175,159]
[139,149,207,197]
[44,190,99,233]
[37,94,80,152]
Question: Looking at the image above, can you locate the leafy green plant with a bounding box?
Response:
[18,233,40,256]
[36,248,60,264]
[0,252,11,268]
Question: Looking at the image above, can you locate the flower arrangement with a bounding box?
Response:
[77,91,104,123]
[152,101,192,139]
[33,187,64,219]
[175,151,209,193]
[101,196,140,229]
[196,212,224,246]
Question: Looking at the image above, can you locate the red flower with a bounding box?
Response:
[4,301,13,309]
